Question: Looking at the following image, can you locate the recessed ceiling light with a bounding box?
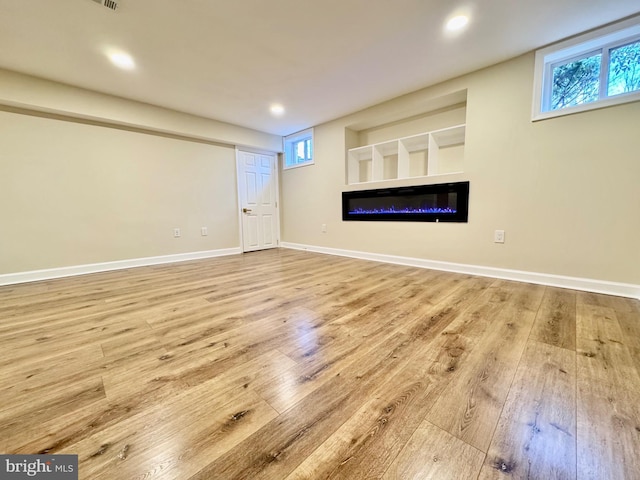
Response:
[270,104,285,116]
[446,15,469,32]
[107,51,135,70]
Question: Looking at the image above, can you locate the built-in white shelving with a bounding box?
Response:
[347,124,465,185]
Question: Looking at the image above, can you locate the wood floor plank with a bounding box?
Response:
[576,291,638,314]
[187,331,417,480]
[576,303,640,480]
[0,249,638,479]
[530,287,576,350]
[381,420,485,480]
[426,282,546,452]
[479,341,577,480]
[186,277,495,480]
[11,349,295,459]
[75,389,278,480]
[253,275,473,414]
[283,279,509,480]
[0,377,106,452]
[0,345,105,414]
[613,305,640,378]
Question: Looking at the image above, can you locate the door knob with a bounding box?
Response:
[242,208,252,213]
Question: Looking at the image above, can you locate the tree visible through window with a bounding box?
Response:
[534,18,640,119]
[551,53,601,110]
[608,41,640,96]
[550,41,640,111]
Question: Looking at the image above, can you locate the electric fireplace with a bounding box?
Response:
[342,181,469,222]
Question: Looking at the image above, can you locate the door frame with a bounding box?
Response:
[235,147,281,253]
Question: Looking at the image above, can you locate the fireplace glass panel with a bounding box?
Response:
[342,181,469,222]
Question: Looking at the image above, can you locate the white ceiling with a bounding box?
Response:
[0,0,639,136]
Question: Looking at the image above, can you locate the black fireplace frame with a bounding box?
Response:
[342,181,469,223]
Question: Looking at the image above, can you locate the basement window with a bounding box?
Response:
[532,16,640,120]
[283,128,314,169]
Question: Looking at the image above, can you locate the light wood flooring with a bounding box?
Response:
[1,249,639,479]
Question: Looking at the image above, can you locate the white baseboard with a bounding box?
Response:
[3,243,638,301]
[281,242,640,300]
[0,247,242,286]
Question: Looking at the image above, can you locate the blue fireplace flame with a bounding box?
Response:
[343,181,469,222]
[348,206,457,215]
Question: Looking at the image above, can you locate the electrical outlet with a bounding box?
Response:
[201,227,208,236]
[494,230,505,243]
[173,228,181,238]
[321,223,327,233]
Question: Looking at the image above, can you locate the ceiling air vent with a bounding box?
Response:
[92,0,118,11]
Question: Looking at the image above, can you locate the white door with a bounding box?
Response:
[237,150,279,252]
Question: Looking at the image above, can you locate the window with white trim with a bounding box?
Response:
[283,128,314,169]
[532,16,640,120]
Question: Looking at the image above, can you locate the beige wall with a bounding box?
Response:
[0,110,239,274]
[280,53,640,285]
[357,104,466,146]
[0,68,283,276]
[2,54,638,285]
[0,68,282,152]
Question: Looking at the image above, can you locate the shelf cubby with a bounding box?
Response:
[348,145,374,183]
[347,124,465,185]
[375,141,399,181]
